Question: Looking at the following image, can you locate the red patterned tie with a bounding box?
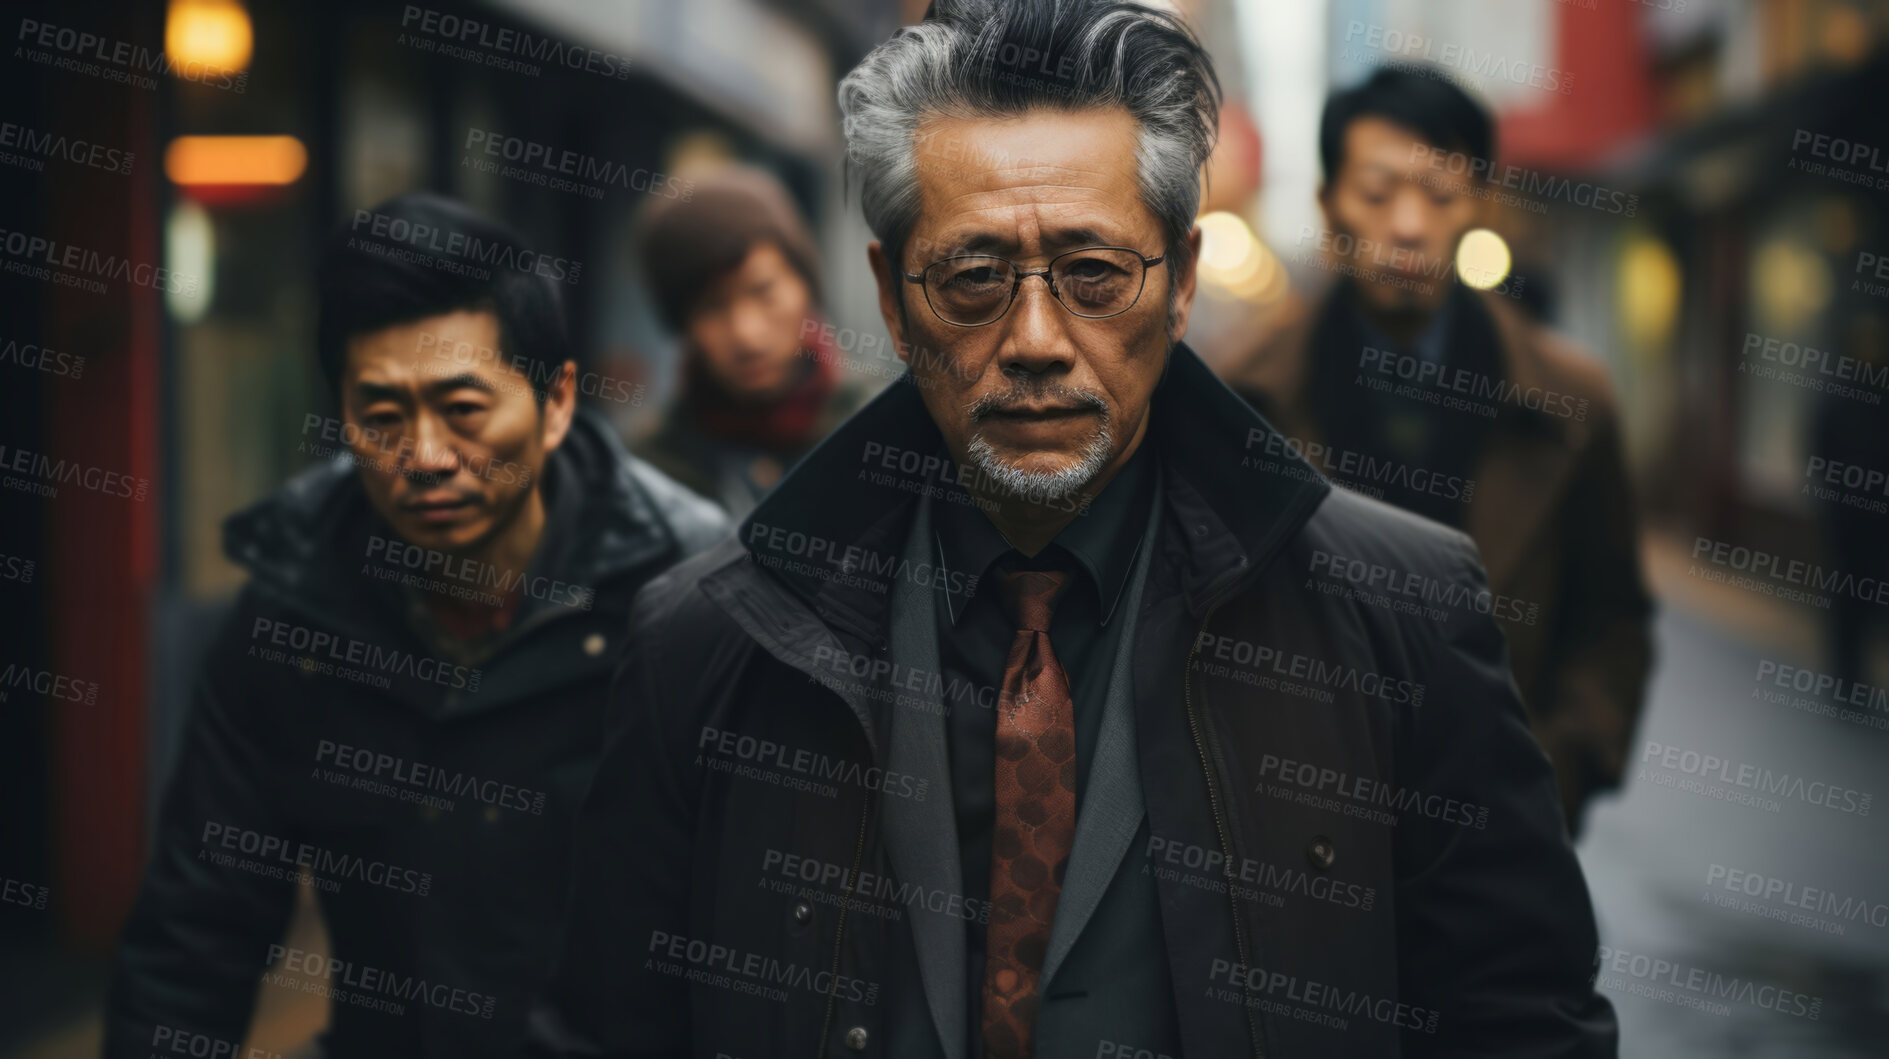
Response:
[982,566,1078,1059]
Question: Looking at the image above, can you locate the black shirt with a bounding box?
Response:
[931,437,1157,1050]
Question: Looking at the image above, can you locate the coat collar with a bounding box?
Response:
[731,342,1331,642]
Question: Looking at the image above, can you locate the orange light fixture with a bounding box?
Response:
[165,135,307,186]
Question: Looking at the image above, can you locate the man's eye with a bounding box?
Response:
[942,266,1005,290]
[361,411,402,428]
[445,402,486,417]
[1062,258,1126,282]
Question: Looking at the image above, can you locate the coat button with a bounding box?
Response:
[844,1026,868,1051]
[1306,835,1336,871]
[583,632,607,657]
[793,901,813,924]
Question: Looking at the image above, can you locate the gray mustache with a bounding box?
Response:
[967,383,1109,421]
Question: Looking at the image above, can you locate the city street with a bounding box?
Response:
[1580,536,1889,1057]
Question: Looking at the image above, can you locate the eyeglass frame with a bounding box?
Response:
[900,245,1167,327]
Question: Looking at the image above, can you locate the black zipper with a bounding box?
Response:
[1183,600,1265,1059]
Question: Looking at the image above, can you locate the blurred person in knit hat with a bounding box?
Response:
[635,165,858,518]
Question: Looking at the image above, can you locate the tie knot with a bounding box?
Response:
[998,567,1069,632]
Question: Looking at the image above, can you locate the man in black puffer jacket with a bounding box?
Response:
[103,193,725,1059]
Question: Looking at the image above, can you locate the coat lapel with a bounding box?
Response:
[1039,464,1164,989]
[883,487,968,1059]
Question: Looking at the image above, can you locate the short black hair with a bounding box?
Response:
[315,192,569,404]
[1318,66,1494,186]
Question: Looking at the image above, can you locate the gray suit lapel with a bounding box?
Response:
[883,488,968,1059]
[1040,468,1163,990]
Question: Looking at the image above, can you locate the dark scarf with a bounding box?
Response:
[1307,281,1503,528]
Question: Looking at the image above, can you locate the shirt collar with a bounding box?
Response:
[933,437,1157,628]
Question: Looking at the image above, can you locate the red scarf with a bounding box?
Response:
[681,317,842,453]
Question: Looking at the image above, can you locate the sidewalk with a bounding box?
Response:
[1578,532,1889,1057]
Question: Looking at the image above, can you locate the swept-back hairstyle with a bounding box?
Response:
[838,0,1221,272]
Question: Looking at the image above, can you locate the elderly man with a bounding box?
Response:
[532,3,1615,1057]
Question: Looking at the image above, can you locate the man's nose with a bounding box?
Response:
[1389,188,1432,245]
[995,274,1078,375]
[403,414,463,478]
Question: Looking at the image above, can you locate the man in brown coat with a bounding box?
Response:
[1228,68,1654,836]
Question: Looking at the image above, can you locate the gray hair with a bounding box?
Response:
[838,0,1222,272]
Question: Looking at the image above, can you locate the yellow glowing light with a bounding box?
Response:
[165,135,306,185]
[1617,234,1682,351]
[1752,238,1832,333]
[1194,210,1287,305]
[1198,211,1258,275]
[1455,228,1511,290]
[166,0,253,72]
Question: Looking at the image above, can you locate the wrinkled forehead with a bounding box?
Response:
[905,107,1159,260]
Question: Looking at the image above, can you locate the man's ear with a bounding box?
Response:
[1167,224,1204,341]
[866,240,910,365]
[540,360,578,452]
